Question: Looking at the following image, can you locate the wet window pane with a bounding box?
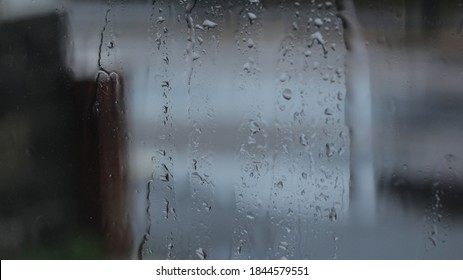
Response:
[122,0,349,260]
[1,0,463,259]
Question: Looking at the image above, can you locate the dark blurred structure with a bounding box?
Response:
[0,12,104,259]
[353,0,463,216]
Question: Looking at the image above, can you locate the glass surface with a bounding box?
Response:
[1,0,462,259]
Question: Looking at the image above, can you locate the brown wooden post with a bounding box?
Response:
[95,71,132,259]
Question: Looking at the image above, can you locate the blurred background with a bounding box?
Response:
[0,0,462,259]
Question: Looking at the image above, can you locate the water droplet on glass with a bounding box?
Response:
[243,62,252,73]
[246,212,255,220]
[287,208,294,216]
[191,52,201,61]
[249,120,261,134]
[299,133,309,146]
[292,22,299,31]
[247,38,255,48]
[309,31,327,54]
[160,164,170,182]
[247,12,257,21]
[326,143,335,157]
[428,237,437,247]
[314,18,323,27]
[160,173,169,182]
[195,248,207,259]
[282,88,292,100]
[202,19,218,29]
[329,207,337,221]
[202,202,212,212]
[279,72,289,82]
[402,164,408,172]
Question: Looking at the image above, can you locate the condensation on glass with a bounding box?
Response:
[2,0,463,260]
[113,0,350,259]
[64,0,463,259]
